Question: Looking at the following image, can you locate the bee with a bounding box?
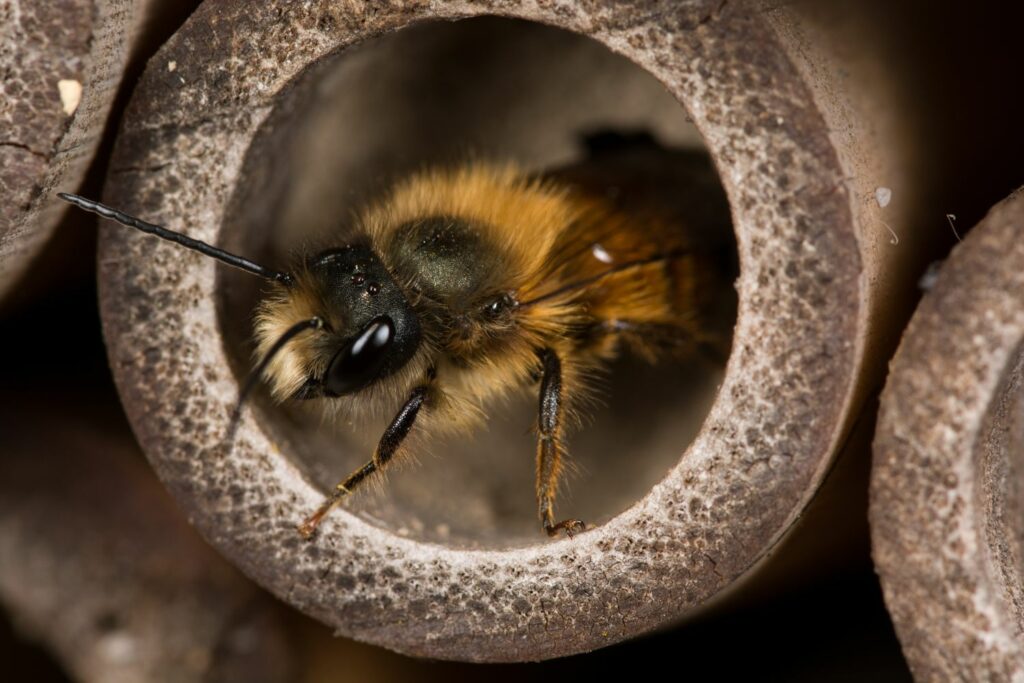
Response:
[60,142,726,540]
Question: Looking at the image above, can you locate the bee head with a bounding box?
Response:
[54,193,422,416]
[307,245,422,396]
[254,244,422,401]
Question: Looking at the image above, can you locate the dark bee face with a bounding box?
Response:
[308,246,421,396]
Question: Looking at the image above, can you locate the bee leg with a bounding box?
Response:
[536,349,586,538]
[297,385,429,539]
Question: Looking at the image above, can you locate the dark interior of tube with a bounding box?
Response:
[220,16,737,548]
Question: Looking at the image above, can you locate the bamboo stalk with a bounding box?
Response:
[0,0,135,301]
[0,394,296,683]
[872,189,1024,681]
[95,0,949,661]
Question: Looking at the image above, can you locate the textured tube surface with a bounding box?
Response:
[98,0,936,661]
[872,189,1024,681]
[0,0,139,301]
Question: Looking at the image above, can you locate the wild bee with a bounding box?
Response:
[60,137,728,540]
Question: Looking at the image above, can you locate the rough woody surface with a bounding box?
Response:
[0,0,142,301]
[97,0,935,661]
[872,189,1024,682]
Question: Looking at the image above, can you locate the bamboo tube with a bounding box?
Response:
[96,0,942,661]
[0,395,296,683]
[872,189,1024,681]
[0,0,137,301]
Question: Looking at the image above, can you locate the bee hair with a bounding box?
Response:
[518,249,691,307]
[231,316,327,429]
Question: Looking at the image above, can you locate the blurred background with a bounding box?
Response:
[3,1,1024,680]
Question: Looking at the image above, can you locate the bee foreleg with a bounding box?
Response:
[536,349,586,538]
[297,385,429,539]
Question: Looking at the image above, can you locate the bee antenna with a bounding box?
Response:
[57,192,294,286]
[227,316,327,439]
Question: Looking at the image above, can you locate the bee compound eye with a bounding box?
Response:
[324,316,395,396]
[483,293,515,318]
[484,299,503,317]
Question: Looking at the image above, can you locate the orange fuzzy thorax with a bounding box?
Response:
[253,162,702,432]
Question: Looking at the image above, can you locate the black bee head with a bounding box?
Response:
[307,245,421,396]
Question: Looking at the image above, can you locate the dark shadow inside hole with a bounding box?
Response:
[218,16,736,548]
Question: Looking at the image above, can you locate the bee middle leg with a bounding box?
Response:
[536,348,586,538]
[297,385,428,539]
